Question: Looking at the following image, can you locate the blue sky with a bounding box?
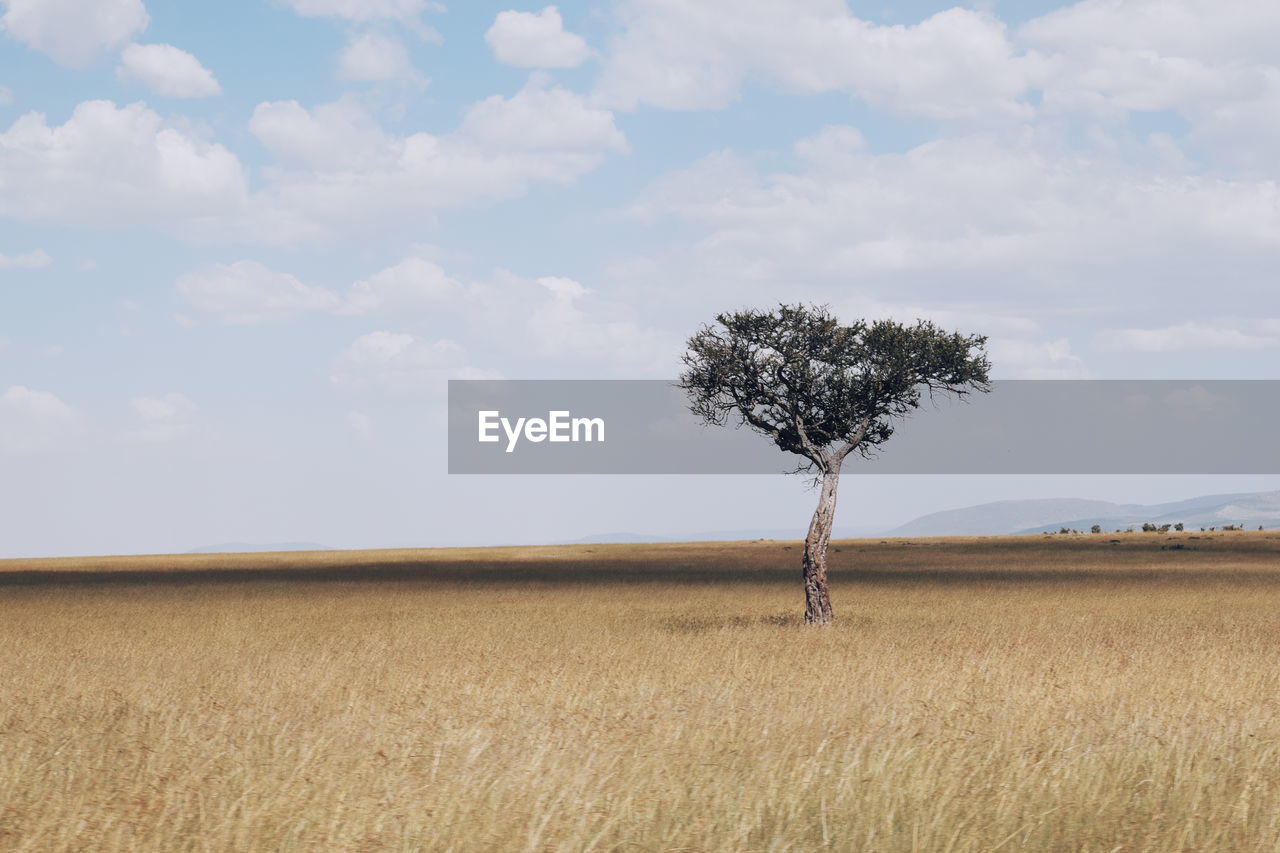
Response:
[3,0,1280,557]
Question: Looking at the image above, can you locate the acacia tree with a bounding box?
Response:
[679,304,991,624]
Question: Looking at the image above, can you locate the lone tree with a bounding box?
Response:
[679,304,991,624]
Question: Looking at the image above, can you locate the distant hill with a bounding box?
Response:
[889,491,1280,537]
[188,542,334,554]
[1013,491,1280,534]
[888,498,1121,537]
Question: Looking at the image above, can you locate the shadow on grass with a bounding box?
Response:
[659,612,882,633]
[3,561,1280,590]
[661,612,800,633]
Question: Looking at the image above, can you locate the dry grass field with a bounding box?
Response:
[3,531,1280,851]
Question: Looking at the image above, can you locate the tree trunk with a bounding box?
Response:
[803,462,841,624]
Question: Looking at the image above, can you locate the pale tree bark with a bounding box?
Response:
[802,460,841,625]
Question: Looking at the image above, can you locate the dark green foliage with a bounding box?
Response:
[678,304,991,472]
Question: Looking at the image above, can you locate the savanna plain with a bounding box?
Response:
[3,532,1280,852]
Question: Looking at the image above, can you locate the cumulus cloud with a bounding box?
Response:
[247,82,626,237]
[0,100,247,227]
[1019,0,1280,68]
[457,75,626,154]
[0,248,51,269]
[1019,0,1280,171]
[248,98,392,172]
[1,0,148,67]
[593,0,1037,117]
[337,32,422,83]
[486,6,592,69]
[629,125,1280,311]
[330,332,496,392]
[520,274,675,370]
[0,385,78,452]
[128,392,196,442]
[987,338,1089,379]
[177,260,340,323]
[117,43,221,98]
[0,86,625,242]
[179,256,463,321]
[588,0,1280,175]
[174,251,673,374]
[342,257,461,315]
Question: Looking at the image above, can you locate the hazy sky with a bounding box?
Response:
[3,0,1280,557]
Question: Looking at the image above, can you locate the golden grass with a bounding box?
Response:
[3,532,1280,851]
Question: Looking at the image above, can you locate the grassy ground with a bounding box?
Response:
[2,531,1279,851]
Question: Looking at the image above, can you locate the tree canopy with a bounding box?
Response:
[679,304,992,473]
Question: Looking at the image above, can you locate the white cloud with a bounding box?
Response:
[342,256,461,315]
[330,332,496,392]
[987,338,1088,379]
[523,274,674,369]
[1019,0,1280,68]
[590,0,1280,175]
[458,77,627,155]
[536,274,587,300]
[248,98,393,172]
[1019,1,1280,172]
[128,392,196,442]
[337,32,422,83]
[247,83,626,237]
[179,256,462,321]
[590,0,1280,138]
[251,81,626,174]
[177,260,340,323]
[117,43,221,98]
[594,1,1037,117]
[175,256,671,373]
[0,385,77,452]
[1,0,148,67]
[629,125,1280,311]
[0,82,625,243]
[0,248,51,269]
[1096,322,1280,352]
[0,100,247,227]
[486,6,592,69]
